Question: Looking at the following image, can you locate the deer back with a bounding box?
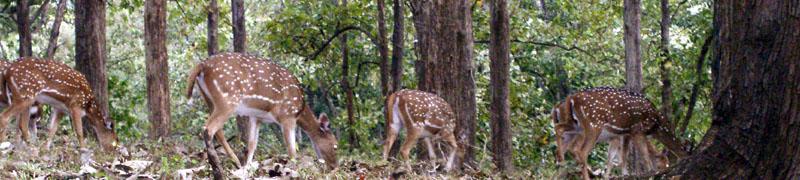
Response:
[393,89,455,134]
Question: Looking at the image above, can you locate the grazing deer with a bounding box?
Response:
[553,100,668,178]
[382,89,460,171]
[553,87,687,179]
[185,53,338,178]
[0,60,46,141]
[0,58,117,151]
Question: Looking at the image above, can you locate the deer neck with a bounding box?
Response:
[295,104,324,139]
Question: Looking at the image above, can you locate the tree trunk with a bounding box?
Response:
[232,0,246,53]
[411,0,477,167]
[31,0,50,35]
[489,0,512,173]
[390,0,404,93]
[207,0,219,55]
[74,0,110,120]
[680,31,714,135]
[666,1,800,178]
[410,0,434,92]
[377,0,389,96]
[658,0,674,125]
[17,0,32,57]
[623,0,642,93]
[44,0,67,59]
[145,0,171,138]
[623,0,646,174]
[339,0,358,150]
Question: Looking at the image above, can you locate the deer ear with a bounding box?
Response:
[319,113,330,132]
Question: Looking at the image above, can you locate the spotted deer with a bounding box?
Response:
[554,87,687,179]
[185,53,338,177]
[553,100,668,178]
[382,89,460,171]
[0,60,46,141]
[0,58,117,151]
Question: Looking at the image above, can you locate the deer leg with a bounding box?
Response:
[399,129,421,171]
[68,107,86,149]
[442,131,459,172]
[26,105,41,142]
[606,136,623,179]
[382,115,400,161]
[215,130,242,168]
[244,116,258,166]
[203,108,233,179]
[0,99,30,141]
[44,110,61,149]
[280,119,298,159]
[16,100,35,143]
[576,130,600,180]
[424,138,437,159]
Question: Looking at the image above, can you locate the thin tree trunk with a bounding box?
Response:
[232,0,246,53]
[30,0,50,34]
[145,0,171,138]
[339,0,358,150]
[44,0,67,59]
[665,1,799,178]
[623,0,645,174]
[377,0,389,96]
[623,0,642,93]
[680,32,713,135]
[489,0,512,173]
[74,0,110,119]
[207,0,219,55]
[17,0,32,57]
[658,0,674,125]
[390,0,404,93]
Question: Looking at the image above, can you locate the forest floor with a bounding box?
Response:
[0,129,562,179]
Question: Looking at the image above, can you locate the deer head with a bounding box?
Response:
[0,58,118,152]
[186,52,338,174]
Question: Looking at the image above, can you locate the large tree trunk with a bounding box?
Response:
[17,0,32,57]
[623,0,642,93]
[376,0,389,96]
[411,0,477,167]
[390,0,404,93]
[74,0,110,120]
[488,0,512,173]
[658,0,674,125]
[145,0,171,138]
[410,0,434,91]
[232,0,246,53]
[44,0,67,59]
[665,1,800,178]
[207,0,219,55]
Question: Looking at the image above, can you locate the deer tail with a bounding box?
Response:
[185,64,203,99]
[385,91,398,132]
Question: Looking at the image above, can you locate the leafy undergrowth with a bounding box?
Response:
[0,132,560,179]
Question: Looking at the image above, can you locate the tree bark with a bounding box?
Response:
[658,0,674,125]
[17,0,32,57]
[145,0,171,138]
[665,1,800,178]
[207,0,219,55]
[489,0,512,173]
[74,0,110,119]
[44,0,67,59]
[623,0,642,93]
[377,0,389,96]
[410,0,434,92]
[232,0,246,53]
[390,0,404,93]
[623,0,646,174]
[339,0,358,150]
[30,0,50,35]
[411,0,477,167]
